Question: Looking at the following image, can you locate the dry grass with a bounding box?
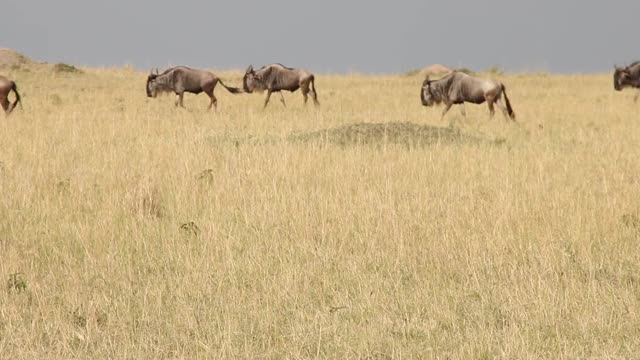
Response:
[1,67,640,359]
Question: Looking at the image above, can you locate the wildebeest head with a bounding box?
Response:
[421,77,438,106]
[146,68,160,97]
[614,66,632,91]
[243,65,266,94]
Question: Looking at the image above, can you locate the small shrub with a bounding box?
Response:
[70,308,87,328]
[196,169,214,184]
[7,273,27,292]
[622,214,640,229]
[55,178,70,193]
[50,94,63,106]
[180,222,201,237]
[53,63,83,74]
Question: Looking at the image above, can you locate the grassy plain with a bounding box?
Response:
[1,67,640,359]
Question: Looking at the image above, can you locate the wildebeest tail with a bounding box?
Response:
[502,84,515,120]
[10,82,22,113]
[310,75,320,105]
[218,79,243,94]
[310,75,317,94]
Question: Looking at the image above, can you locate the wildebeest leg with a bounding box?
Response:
[279,92,286,107]
[487,99,496,118]
[263,90,273,109]
[635,91,640,103]
[459,104,467,117]
[1,97,8,115]
[301,83,309,105]
[175,93,185,108]
[441,103,452,121]
[207,93,218,111]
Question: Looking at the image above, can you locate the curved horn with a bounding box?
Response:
[245,65,253,74]
[154,68,159,75]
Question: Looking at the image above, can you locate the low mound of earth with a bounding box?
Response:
[420,64,452,77]
[204,122,504,148]
[0,48,82,74]
[290,122,503,147]
[0,48,33,68]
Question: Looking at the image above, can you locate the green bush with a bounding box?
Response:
[53,63,83,74]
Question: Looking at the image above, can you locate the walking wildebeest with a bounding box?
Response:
[421,71,515,122]
[243,64,319,108]
[146,66,242,110]
[614,61,640,101]
[0,75,21,116]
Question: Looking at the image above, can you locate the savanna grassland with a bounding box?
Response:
[1,66,640,359]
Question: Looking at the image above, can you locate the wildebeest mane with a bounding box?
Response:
[158,66,195,76]
[274,63,295,70]
[426,71,457,104]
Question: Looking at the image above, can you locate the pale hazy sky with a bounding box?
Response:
[3,1,639,74]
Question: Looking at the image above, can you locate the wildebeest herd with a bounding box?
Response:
[145,63,319,111]
[1,62,640,119]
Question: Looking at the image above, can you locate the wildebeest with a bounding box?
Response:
[0,75,21,116]
[243,64,319,108]
[421,71,515,121]
[614,62,640,101]
[146,66,242,110]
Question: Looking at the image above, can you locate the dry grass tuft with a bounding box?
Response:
[622,213,640,229]
[130,182,164,219]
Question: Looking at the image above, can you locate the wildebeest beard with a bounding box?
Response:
[423,82,446,106]
[150,76,174,96]
[243,74,266,94]
[614,61,640,91]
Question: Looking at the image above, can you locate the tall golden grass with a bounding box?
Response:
[1,67,640,358]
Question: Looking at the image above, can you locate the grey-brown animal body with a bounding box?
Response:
[146,66,242,110]
[0,75,21,115]
[243,64,319,108]
[614,62,640,101]
[421,71,515,121]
